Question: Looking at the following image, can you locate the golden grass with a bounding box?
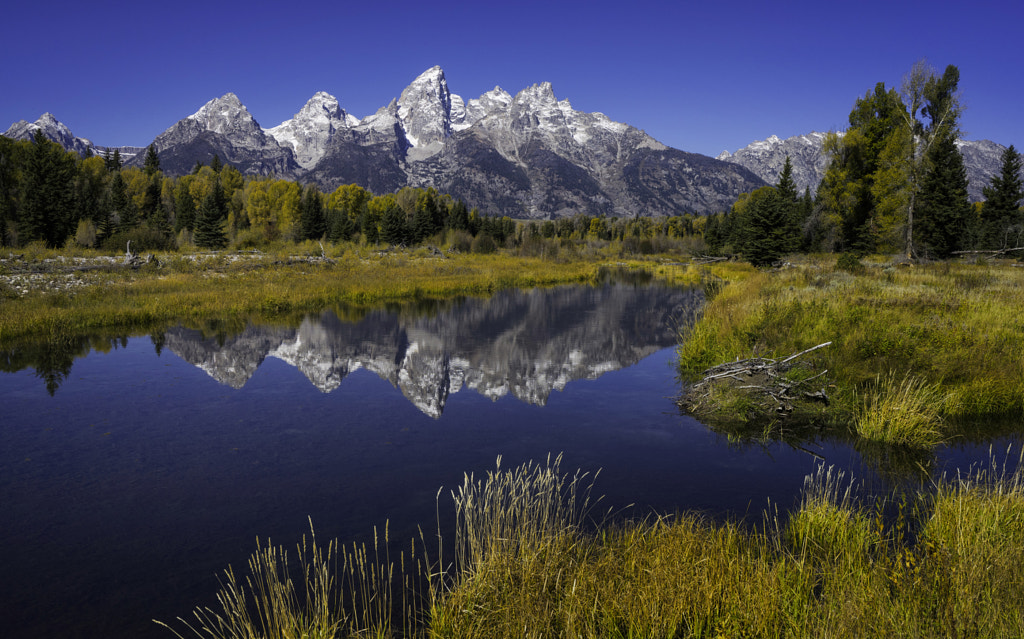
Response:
[677,257,1024,439]
[156,452,1024,639]
[0,251,619,345]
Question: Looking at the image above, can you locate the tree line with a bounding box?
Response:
[706,62,1023,266]
[0,130,717,254]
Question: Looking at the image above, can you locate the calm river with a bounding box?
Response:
[0,276,1015,638]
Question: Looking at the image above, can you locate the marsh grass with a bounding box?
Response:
[678,257,1024,442]
[0,252,613,345]
[156,451,1024,638]
[157,520,427,639]
[856,371,945,447]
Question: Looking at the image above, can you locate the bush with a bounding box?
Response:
[835,252,866,274]
[73,219,97,248]
[101,226,174,253]
[470,233,497,254]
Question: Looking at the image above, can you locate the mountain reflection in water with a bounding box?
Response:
[162,283,701,417]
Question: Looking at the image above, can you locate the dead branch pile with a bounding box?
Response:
[681,342,832,417]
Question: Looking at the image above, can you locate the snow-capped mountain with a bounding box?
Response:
[717,132,831,194]
[719,131,1016,202]
[3,113,93,157]
[266,91,359,169]
[128,93,300,176]
[129,66,766,216]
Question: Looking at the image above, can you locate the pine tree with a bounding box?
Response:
[745,188,797,267]
[916,133,970,258]
[143,144,160,176]
[20,130,77,247]
[109,171,135,231]
[448,200,469,231]
[194,180,228,248]
[380,202,409,245]
[979,145,1023,249]
[299,186,326,241]
[111,148,122,171]
[210,154,222,173]
[174,184,196,232]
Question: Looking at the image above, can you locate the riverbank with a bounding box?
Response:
[0,245,697,345]
[160,452,1024,639]
[677,256,1024,447]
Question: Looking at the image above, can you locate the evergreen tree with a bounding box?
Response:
[299,185,326,240]
[143,144,160,176]
[776,156,799,203]
[745,188,797,267]
[194,180,228,248]
[916,133,970,258]
[20,130,77,247]
[979,144,1023,249]
[328,209,355,242]
[111,148,122,171]
[0,137,23,246]
[174,182,197,232]
[448,200,469,231]
[141,175,163,222]
[360,207,379,244]
[210,154,222,173]
[109,171,135,231]
[380,202,409,245]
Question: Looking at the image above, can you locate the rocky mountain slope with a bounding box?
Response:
[718,132,1017,202]
[3,113,94,157]
[5,67,764,218]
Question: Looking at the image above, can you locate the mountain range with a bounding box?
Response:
[4,67,1016,214]
[717,132,1014,202]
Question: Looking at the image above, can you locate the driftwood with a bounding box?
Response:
[951,247,1024,258]
[682,342,832,416]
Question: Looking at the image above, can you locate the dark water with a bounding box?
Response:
[0,279,1019,639]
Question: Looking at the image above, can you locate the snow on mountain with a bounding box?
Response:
[720,131,1014,201]
[266,91,358,169]
[717,131,830,193]
[396,65,455,160]
[3,112,93,156]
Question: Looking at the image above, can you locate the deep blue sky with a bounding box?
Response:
[2,0,1020,157]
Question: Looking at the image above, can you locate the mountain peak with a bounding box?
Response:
[397,66,455,154]
[2,112,92,155]
[266,91,357,169]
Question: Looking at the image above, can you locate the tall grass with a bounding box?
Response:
[156,520,426,639]
[157,452,1024,638]
[856,371,945,447]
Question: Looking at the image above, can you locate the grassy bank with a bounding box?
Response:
[159,453,1024,639]
[677,256,1024,446]
[0,247,694,346]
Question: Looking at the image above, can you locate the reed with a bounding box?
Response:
[155,451,1024,638]
[856,371,945,447]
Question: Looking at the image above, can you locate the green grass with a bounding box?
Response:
[677,256,1024,443]
[0,250,640,345]
[157,452,1024,638]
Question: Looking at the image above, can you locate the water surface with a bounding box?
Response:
[0,279,1016,638]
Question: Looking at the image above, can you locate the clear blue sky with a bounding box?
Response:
[2,0,1020,157]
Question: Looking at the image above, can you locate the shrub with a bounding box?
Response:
[470,233,496,254]
[835,252,866,274]
[101,226,174,253]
